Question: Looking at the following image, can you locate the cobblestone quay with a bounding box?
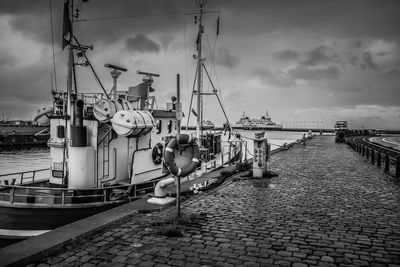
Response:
[30,136,400,266]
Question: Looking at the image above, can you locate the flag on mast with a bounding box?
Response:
[62,0,72,50]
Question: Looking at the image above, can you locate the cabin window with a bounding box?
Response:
[167,120,173,133]
[156,120,162,134]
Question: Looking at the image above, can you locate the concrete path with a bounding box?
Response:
[22,136,400,266]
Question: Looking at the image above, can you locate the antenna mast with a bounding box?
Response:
[195,0,207,140]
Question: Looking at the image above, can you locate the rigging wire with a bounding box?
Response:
[49,0,58,92]
[204,23,228,120]
[76,11,190,22]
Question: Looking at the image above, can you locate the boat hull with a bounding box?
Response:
[0,202,123,239]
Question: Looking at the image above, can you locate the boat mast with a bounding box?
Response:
[64,0,73,157]
[196,0,206,140]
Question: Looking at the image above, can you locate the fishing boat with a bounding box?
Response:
[232,111,282,130]
[0,0,242,239]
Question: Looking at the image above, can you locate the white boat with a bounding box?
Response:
[0,0,242,239]
[232,111,282,130]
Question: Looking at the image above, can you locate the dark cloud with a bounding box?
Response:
[0,53,17,67]
[383,66,400,77]
[125,34,160,53]
[288,65,339,81]
[349,56,359,67]
[215,47,240,68]
[301,46,338,66]
[272,49,299,61]
[353,40,363,48]
[361,52,378,70]
[252,68,295,88]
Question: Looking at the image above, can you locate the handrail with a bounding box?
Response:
[0,168,50,178]
[346,136,400,179]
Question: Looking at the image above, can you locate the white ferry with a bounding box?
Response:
[232,111,282,130]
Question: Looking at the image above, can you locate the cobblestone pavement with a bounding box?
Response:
[29,136,400,267]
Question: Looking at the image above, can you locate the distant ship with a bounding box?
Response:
[232,111,282,130]
[202,120,215,130]
[334,121,348,131]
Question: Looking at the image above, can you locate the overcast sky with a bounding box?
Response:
[0,0,399,129]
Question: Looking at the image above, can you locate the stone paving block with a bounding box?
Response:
[23,136,400,267]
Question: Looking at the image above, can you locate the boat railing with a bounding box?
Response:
[0,183,131,206]
[0,168,50,186]
[185,140,247,181]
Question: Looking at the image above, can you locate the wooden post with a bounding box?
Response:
[395,158,400,179]
[377,152,381,168]
[366,147,369,160]
[371,149,375,164]
[362,145,365,156]
[384,154,390,173]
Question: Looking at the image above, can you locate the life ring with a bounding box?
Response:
[164,134,200,177]
[152,143,164,164]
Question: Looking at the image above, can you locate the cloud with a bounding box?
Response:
[301,46,338,66]
[288,65,339,81]
[215,47,240,68]
[382,66,400,77]
[361,52,378,70]
[125,34,160,53]
[273,49,299,61]
[252,68,295,88]
[0,52,16,67]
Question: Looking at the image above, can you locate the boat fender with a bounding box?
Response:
[152,143,164,164]
[164,134,200,177]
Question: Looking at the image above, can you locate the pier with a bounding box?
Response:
[1,135,400,266]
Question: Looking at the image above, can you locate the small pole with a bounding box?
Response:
[176,74,181,220]
[384,154,390,173]
[377,152,381,168]
[176,176,181,220]
[395,157,400,179]
[366,148,369,160]
[371,149,375,164]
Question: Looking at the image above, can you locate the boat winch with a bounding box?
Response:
[110,110,154,136]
